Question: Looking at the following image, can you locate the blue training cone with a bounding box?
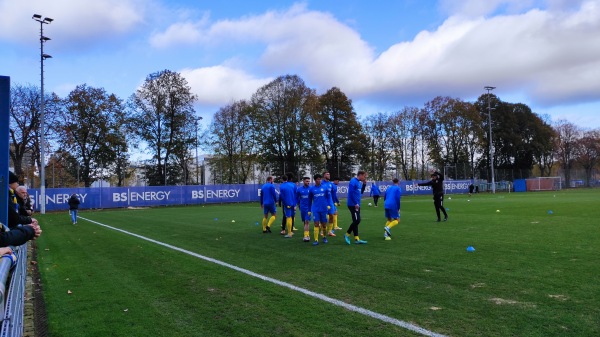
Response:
[466,246,475,252]
[214,218,218,221]
[547,210,553,215]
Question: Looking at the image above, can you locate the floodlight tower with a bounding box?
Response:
[32,14,53,214]
[194,116,203,184]
[484,86,496,194]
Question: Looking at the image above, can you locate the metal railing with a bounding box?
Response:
[1,243,28,337]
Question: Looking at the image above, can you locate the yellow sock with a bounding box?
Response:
[304,230,309,238]
[286,218,292,234]
[333,214,338,228]
[267,215,276,228]
[262,218,267,231]
[385,220,390,227]
[314,227,320,241]
[354,236,360,241]
[327,223,333,233]
[388,219,399,229]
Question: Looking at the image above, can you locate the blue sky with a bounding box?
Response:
[2,0,599,130]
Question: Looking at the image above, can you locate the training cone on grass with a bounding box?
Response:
[547,210,553,214]
[466,246,475,252]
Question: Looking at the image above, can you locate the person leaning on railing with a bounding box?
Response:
[3,172,42,247]
[15,186,34,216]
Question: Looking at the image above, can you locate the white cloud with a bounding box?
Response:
[439,0,538,17]
[0,0,146,45]
[156,1,600,109]
[180,65,273,105]
[150,12,210,48]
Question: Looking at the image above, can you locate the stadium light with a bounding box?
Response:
[484,86,496,193]
[194,117,203,185]
[32,14,53,214]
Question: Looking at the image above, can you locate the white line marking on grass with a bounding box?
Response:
[79,216,447,337]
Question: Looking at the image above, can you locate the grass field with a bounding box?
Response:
[34,189,600,336]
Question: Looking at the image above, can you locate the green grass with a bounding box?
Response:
[35,189,600,336]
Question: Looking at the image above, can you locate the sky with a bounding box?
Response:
[2,0,600,130]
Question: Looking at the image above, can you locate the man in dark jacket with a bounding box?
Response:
[418,170,448,222]
[68,194,81,225]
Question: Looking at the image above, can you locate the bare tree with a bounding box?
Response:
[554,120,581,187]
[576,129,600,187]
[363,112,395,181]
[209,100,258,183]
[9,84,59,186]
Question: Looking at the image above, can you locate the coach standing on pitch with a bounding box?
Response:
[344,170,368,245]
[418,170,448,222]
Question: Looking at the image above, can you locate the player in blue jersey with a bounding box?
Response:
[345,170,368,245]
[370,182,381,207]
[260,176,277,233]
[383,178,402,241]
[279,174,297,238]
[332,177,342,230]
[308,174,330,246]
[322,171,338,237]
[296,176,312,242]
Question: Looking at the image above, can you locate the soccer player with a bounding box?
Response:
[260,176,277,233]
[308,174,330,246]
[418,170,448,222]
[279,174,297,238]
[322,171,337,237]
[332,177,342,230]
[345,170,368,245]
[296,176,312,242]
[370,182,381,207]
[383,178,402,241]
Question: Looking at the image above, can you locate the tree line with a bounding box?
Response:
[9,70,600,188]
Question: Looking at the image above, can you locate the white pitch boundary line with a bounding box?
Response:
[79,216,447,337]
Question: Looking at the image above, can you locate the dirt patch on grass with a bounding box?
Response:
[489,297,536,308]
[548,294,569,301]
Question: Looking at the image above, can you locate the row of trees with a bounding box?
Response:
[10,70,198,187]
[9,71,600,188]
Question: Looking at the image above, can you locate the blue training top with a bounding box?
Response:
[260,182,277,206]
[370,183,381,196]
[321,180,335,207]
[347,177,363,207]
[296,185,311,211]
[309,184,330,212]
[279,181,297,207]
[384,185,401,210]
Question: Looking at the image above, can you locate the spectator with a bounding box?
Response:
[15,186,33,216]
[68,193,81,225]
[4,171,41,246]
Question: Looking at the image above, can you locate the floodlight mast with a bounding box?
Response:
[194,117,203,184]
[32,14,53,214]
[484,86,496,193]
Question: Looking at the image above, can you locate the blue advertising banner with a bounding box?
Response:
[29,180,471,212]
